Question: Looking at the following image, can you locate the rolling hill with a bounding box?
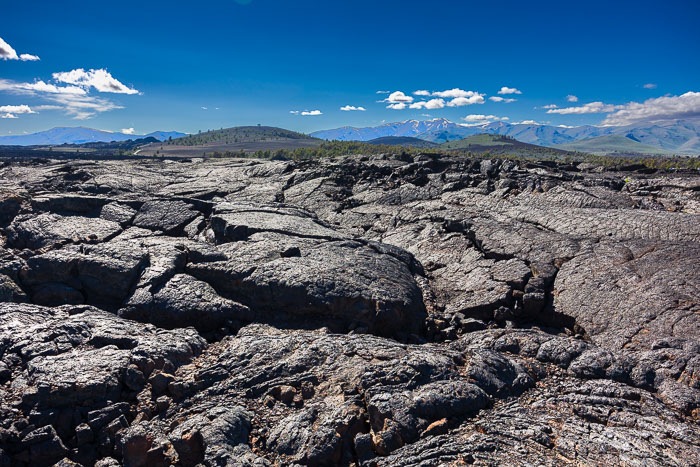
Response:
[0,127,186,146]
[137,125,322,157]
[440,133,519,149]
[439,133,573,158]
[365,136,438,148]
[553,134,673,155]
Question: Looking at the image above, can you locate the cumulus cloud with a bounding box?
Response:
[547,101,622,114]
[383,88,485,108]
[643,83,658,89]
[566,95,579,102]
[601,92,700,126]
[432,88,476,98]
[384,91,414,103]
[289,110,299,114]
[409,99,445,110]
[541,104,558,109]
[0,38,17,60]
[447,94,486,106]
[462,114,509,122]
[121,128,135,135]
[340,105,366,111]
[0,37,40,61]
[0,104,35,116]
[381,91,415,109]
[1,113,18,119]
[498,86,522,95]
[53,69,139,94]
[489,96,516,103]
[201,106,208,110]
[376,90,390,94]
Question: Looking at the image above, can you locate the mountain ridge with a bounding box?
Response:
[0,127,187,146]
[553,134,673,155]
[311,118,700,154]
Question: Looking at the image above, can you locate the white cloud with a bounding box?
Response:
[381,91,415,109]
[340,105,366,111]
[290,109,323,115]
[382,88,485,108]
[447,94,485,106]
[0,104,35,115]
[201,106,208,110]
[432,88,475,98]
[643,83,657,89]
[601,92,700,126]
[376,90,390,94]
[21,80,85,95]
[1,113,18,118]
[0,37,40,61]
[384,91,414,103]
[547,101,622,114]
[0,78,121,119]
[541,104,558,109]
[566,95,579,102]
[489,96,516,103]
[409,98,445,109]
[48,93,124,119]
[0,79,86,95]
[53,68,139,94]
[121,128,135,135]
[462,114,509,122]
[0,38,18,60]
[498,86,522,95]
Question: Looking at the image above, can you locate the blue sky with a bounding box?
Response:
[1,0,699,136]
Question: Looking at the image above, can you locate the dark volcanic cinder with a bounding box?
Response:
[0,154,699,466]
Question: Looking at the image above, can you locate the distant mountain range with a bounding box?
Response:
[0,127,187,146]
[311,118,700,155]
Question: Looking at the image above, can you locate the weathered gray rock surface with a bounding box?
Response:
[0,155,699,466]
